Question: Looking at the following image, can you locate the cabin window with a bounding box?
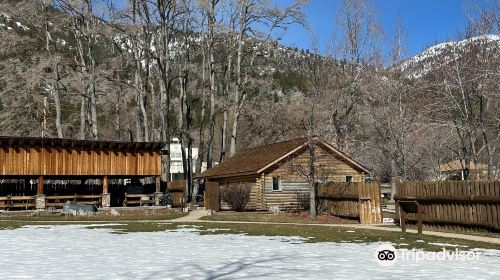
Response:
[346,176,353,183]
[272,176,281,191]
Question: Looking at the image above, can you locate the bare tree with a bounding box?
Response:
[176,0,196,201]
[56,0,101,140]
[201,0,219,169]
[38,0,64,138]
[427,30,499,180]
[366,16,423,180]
[129,0,152,142]
[153,0,180,183]
[227,0,306,157]
[327,0,382,151]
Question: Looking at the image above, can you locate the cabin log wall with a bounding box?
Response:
[215,175,260,210]
[263,146,365,210]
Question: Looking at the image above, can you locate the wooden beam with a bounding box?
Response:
[103,175,108,193]
[37,175,43,195]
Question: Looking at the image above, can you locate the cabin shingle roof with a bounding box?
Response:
[439,160,489,172]
[198,138,309,179]
[198,137,369,179]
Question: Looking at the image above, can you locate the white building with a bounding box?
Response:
[168,138,217,181]
[169,138,198,181]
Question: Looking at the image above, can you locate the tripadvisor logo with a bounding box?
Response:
[375,244,397,267]
[374,243,481,267]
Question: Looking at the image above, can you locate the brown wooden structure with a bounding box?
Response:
[197,137,369,211]
[318,181,382,224]
[439,160,491,180]
[398,200,424,234]
[168,180,186,208]
[204,181,220,211]
[395,181,500,232]
[0,136,164,210]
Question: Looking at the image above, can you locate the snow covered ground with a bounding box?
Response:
[0,225,499,279]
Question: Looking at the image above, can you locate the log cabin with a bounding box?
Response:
[197,137,370,211]
[438,160,492,180]
[0,136,164,210]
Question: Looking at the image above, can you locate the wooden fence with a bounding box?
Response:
[318,181,382,224]
[0,196,36,210]
[395,181,500,231]
[123,193,156,207]
[168,180,186,208]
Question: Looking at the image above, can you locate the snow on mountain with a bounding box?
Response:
[398,34,500,79]
[0,11,31,32]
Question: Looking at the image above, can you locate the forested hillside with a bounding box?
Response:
[0,0,498,181]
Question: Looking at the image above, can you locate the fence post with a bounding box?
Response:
[417,204,423,234]
[398,202,406,233]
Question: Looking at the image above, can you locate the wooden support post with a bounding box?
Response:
[155,176,161,193]
[417,204,423,234]
[103,175,108,193]
[154,176,162,206]
[400,205,407,233]
[37,175,44,195]
[35,176,46,210]
[101,176,110,208]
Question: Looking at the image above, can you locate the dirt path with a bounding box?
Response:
[169,210,212,222]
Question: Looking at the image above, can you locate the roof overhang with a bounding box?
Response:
[0,136,165,153]
[196,171,259,180]
[197,137,370,179]
[317,140,371,174]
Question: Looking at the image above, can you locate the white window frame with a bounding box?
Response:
[272,176,282,191]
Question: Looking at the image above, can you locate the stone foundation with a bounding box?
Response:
[154,192,163,206]
[35,194,46,210]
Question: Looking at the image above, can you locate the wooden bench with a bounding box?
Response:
[123,193,156,207]
[397,200,424,234]
[0,196,36,209]
[46,195,102,208]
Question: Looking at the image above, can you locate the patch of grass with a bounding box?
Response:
[200,211,357,224]
[0,210,187,222]
[1,218,498,252]
[75,221,500,251]
[0,220,113,230]
[191,222,500,251]
[84,222,180,233]
[0,221,25,230]
[386,223,500,239]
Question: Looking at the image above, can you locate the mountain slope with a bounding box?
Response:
[397,34,500,79]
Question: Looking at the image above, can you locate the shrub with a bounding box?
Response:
[220,183,251,211]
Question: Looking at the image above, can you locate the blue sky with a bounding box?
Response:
[111,0,475,59]
[279,0,472,58]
